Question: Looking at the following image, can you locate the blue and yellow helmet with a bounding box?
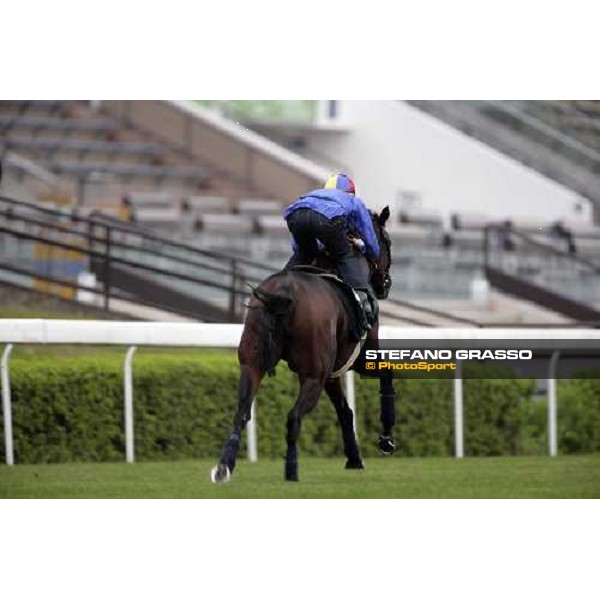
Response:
[324,172,356,195]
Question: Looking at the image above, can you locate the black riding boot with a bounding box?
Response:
[356,289,374,331]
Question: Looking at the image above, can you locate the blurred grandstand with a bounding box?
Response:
[2,100,600,326]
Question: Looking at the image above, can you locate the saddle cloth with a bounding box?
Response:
[290,266,364,340]
[290,266,368,378]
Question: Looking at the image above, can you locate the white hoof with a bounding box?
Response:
[210,464,231,484]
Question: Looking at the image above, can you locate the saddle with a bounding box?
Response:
[289,265,368,342]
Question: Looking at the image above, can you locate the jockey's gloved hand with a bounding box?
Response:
[349,236,366,253]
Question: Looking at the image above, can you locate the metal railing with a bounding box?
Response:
[0,194,274,321]
[1,194,490,326]
[8,195,596,327]
[483,222,600,314]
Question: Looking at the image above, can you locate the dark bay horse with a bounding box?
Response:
[211,207,396,483]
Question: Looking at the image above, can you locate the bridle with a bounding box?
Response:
[369,219,392,299]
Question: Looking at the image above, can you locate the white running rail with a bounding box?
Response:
[2,320,597,465]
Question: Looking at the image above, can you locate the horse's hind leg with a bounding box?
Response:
[324,378,364,470]
[211,365,262,484]
[285,377,324,482]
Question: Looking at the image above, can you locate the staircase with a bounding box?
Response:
[407,101,600,208]
[482,224,600,324]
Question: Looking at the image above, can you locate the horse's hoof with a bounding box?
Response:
[210,463,231,484]
[377,434,396,456]
[345,459,365,470]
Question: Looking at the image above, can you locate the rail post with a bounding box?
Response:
[454,360,464,458]
[103,225,112,311]
[483,224,489,269]
[548,351,560,457]
[2,344,14,466]
[124,346,137,463]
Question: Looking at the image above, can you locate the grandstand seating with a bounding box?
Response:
[36,159,211,183]
[122,199,600,261]
[237,199,281,216]
[0,114,117,134]
[0,100,311,243]
[199,214,256,234]
[124,191,179,210]
[451,211,491,231]
[1,136,167,158]
[0,100,248,207]
[387,224,443,245]
[572,237,600,256]
[6,99,600,310]
[446,229,484,250]
[399,209,444,229]
[183,195,232,214]
[562,221,600,239]
[131,207,182,234]
[255,215,288,236]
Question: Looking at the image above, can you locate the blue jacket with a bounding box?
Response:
[283,188,380,259]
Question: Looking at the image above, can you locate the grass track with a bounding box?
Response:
[1,455,599,498]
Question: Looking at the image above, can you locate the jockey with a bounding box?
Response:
[282,172,379,329]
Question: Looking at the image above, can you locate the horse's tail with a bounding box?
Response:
[251,285,294,377]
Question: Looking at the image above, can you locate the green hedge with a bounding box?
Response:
[549,376,600,454]
[1,352,599,464]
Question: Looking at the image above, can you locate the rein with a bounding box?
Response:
[368,223,392,298]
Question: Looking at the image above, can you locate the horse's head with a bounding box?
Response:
[369,206,392,299]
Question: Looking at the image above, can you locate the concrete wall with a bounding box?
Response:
[303,101,592,224]
[101,101,329,201]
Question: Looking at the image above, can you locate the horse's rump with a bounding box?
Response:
[243,278,293,376]
[243,269,363,379]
